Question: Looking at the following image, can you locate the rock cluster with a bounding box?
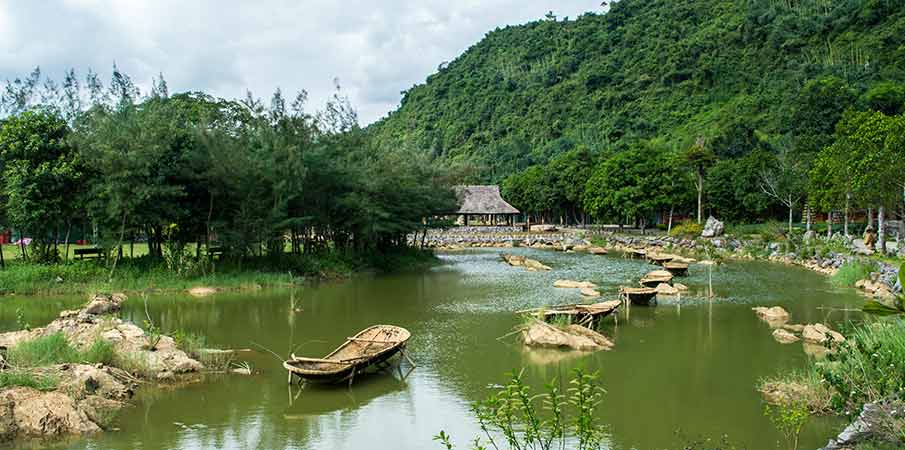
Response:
[751,307,845,352]
[0,294,204,443]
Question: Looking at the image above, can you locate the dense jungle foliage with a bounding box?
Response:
[371,0,905,228]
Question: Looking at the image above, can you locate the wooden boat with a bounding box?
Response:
[647,254,674,266]
[620,287,658,305]
[663,261,689,276]
[519,300,622,328]
[283,325,411,385]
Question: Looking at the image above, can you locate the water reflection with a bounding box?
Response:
[2,248,864,450]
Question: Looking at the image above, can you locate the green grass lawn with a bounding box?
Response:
[2,243,151,261]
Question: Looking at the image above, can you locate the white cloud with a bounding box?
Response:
[0,1,602,124]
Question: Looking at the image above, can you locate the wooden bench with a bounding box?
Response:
[74,248,106,260]
[207,246,226,260]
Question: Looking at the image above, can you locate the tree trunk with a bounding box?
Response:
[109,213,127,279]
[788,203,793,234]
[899,208,905,257]
[63,222,72,262]
[805,203,812,232]
[0,240,5,269]
[667,206,674,235]
[878,206,887,255]
[699,172,705,224]
[844,193,850,237]
[827,211,833,239]
[868,207,874,228]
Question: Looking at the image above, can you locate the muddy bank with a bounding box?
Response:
[0,293,203,444]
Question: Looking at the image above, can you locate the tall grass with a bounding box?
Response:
[831,260,876,287]
[0,370,59,391]
[819,320,905,413]
[6,333,117,368]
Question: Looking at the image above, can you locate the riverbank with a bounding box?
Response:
[0,293,231,444]
[421,226,901,301]
[0,247,440,297]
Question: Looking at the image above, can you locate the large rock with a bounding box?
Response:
[522,321,613,351]
[554,280,598,289]
[186,287,219,298]
[83,293,127,316]
[579,288,601,298]
[0,388,100,439]
[772,328,800,344]
[524,258,552,271]
[701,216,725,238]
[752,306,790,328]
[654,283,679,295]
[822,396,905,449]
[802,323,845,345]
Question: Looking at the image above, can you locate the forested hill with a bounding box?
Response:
[370,0,905,182]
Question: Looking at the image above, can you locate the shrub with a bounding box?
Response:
[7,333,117,368]
[831,260,876,288]
[669,220,703,238]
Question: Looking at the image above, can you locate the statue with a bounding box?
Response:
[863,225,877,252]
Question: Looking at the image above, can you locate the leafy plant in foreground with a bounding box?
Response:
[764,400,809,450]
[434,368,605,450]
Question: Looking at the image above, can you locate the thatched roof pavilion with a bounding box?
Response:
[453,185,519,225]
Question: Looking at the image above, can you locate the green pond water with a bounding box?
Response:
[0,249,865,449]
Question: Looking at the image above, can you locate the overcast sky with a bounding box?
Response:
[0,1,602,124]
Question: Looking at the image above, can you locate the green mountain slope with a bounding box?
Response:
[370,0,905,182]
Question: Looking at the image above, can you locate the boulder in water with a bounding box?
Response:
[524,258,552,271]
[752,306,790,327]
[554,280,597,289]
[521,321,613,352]
[187,287,219,298]
[579,288,601,298]
[772,328,800,344]
[802,323,845,345]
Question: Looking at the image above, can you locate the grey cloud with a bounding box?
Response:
[0,1,602,124]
